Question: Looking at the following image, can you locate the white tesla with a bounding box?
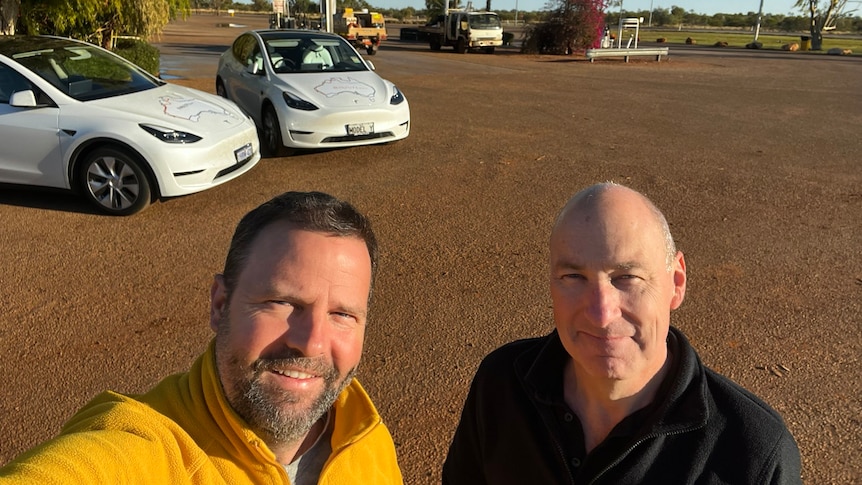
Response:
[0,35,260,215]
[216,30,410,157]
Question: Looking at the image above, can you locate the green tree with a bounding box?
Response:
[250,0,270,11]
[1,0,18,35]
[794,0,854,50]
[668,5,685,26]
[339,0,372,10]
[425,0,461,20]
[292,0,318,16]
[7,0,190,47]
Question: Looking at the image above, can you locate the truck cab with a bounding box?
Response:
[425,9,503,54]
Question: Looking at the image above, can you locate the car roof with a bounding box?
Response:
[0,36,87,57]
[253,30,344,42]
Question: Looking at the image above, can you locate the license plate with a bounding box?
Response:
[346,122,374,136]
[234,143,253,163]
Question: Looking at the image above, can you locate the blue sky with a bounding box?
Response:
[360,1,805,15]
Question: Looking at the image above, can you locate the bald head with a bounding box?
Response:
[552,183,677,271]
[548,182,687,388]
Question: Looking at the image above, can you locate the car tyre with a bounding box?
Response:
[78,146,152,216]
[261,105,286,158]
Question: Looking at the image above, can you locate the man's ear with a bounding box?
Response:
[670,251,687,310]
[210,274,228,332]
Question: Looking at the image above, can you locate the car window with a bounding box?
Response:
[257,34,369,74]
[233,34,258,66]
[0,62,32,104]
[11,44,159,101]
[265,39,302,73]
[299,39,367,73]
[248,44,263,72]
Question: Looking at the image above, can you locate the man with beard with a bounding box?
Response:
[442,182,801,484]
[0,191,403,484]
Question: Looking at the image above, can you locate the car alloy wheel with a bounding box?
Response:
[79,147,152,216]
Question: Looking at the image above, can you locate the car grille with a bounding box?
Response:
[322,132,394,143]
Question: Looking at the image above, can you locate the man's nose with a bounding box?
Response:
[284,309,328,356]
[585,280,621,327]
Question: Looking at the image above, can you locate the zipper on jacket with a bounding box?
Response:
[586,424,706,484]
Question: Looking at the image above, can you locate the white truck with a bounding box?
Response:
[420,8,503,54]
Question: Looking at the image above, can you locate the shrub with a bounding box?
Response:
[114,38,160,77]
[521,0,603,55]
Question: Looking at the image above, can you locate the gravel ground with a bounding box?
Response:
[0,12,859,484]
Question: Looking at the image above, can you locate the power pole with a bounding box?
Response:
[648,0,654,27]
[753,0,764,41]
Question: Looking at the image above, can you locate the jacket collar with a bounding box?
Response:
[197,340,383,464]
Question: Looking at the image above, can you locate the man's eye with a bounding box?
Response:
[333,312,358,321]
[331,312,360,329]
[613,274,641,285]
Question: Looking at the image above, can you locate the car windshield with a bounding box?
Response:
[263,35,370,74]
[469,14,502,30]
[10,41,160,101]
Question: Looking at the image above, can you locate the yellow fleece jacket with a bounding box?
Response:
[0,341,403,484]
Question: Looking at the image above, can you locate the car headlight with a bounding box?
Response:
[390,86,405,105]
[140,124,202,144]
[283,91,318,111]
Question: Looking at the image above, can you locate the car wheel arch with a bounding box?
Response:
[69,139,160,200]
[259,99,293,158]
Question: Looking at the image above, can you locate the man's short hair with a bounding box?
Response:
[222,191,378,298]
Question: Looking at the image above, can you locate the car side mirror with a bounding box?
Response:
[9,90,37,107]
[365,60,375,71]
[247,58,265,75]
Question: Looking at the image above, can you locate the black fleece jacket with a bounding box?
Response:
[443,327,802,484]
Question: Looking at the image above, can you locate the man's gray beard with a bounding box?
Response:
[213,310,358,448]
[236,359,357,445]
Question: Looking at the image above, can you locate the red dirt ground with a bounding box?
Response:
[0,13,859,484]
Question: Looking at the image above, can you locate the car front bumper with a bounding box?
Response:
[150,123,261,197]
[279,105,410,149]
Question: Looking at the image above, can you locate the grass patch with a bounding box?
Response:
[635,29,861,53]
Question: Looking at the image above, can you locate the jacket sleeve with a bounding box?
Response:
[441,374,488,485]
[765,428,803,485]
[0,428,178,484]
[0,392,209,485]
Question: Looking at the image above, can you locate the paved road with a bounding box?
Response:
[1,13,860,484]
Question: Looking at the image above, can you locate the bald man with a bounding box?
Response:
[443,183,802,484]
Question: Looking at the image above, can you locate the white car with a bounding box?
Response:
[216,30,410,157]
[0,35,261,215]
